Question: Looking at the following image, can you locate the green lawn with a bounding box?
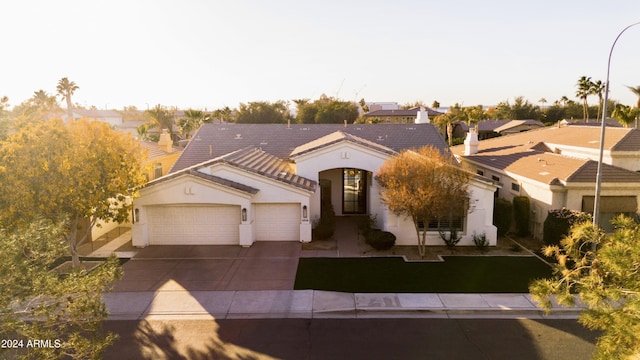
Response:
[294,256,552,293]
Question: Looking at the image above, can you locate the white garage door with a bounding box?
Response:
[147,205,240,245]
[255,203,300,241]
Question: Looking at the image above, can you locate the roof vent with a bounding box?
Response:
[234,134,242,139]
[377,135,384,141]
[260,140,268,145]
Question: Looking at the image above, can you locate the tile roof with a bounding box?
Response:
[73,109,122,118]
[455,120,511,132]
[452,125,640,185]
[290,131,396,157]
[145,168,259,194]
[364,107,443,117]
[493,120,544,133]
[139,140,181,160]
[171,123,447,172]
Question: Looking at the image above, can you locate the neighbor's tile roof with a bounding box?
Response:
[364,106,443,117]
[452,125,640,185]
[171,123,446,172]
[139,140,181,160]
[493,120,544,133]
[290,130,396,157]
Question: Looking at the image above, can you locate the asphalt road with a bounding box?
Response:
[103,318,599,360]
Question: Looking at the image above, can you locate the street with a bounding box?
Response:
[103,318,598,360]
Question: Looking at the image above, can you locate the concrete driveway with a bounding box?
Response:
[114,242,303,292]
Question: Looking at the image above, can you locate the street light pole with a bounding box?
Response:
[593,21,640,228]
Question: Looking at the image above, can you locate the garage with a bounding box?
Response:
[147,205,240,245]
[254,203,301,241]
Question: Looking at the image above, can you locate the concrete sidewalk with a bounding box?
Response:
[103,290,583,321]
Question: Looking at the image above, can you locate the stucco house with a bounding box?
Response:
[452,125,640,238]
[362,107,443,124]
[132,123,498,248]
[140,129,183,182]
[451,119,544,141]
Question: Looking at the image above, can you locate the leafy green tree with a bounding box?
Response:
[211,106,233,123]
[0,119,147,267]
[377,146,472,258]
[611,103,638,128]
[492,97,542,120]
[56,77,79,123]
[118,105,151,122]
[145,104,175,138]
[295,95,359,124]
[0,218,122,359]
[0,95,10,140]
[432,100,440,109]
[178,109,209,138]
[576,76,593,121]
[530,216,640,359]
[235,100,291,124]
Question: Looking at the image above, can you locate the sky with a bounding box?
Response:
[2,0,640,111]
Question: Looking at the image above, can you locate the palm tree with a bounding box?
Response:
[612,104,638,128]
[145,104,175,138]
[576,76,592,122]
[178,109,208,139]
[590,80,605,122]
[56,77,79,124]
[627,85,640,128]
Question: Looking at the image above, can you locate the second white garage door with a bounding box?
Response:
[254,203,300,241]
[147,205,240,245]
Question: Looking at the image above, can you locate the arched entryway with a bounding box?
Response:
[319,168,372,216]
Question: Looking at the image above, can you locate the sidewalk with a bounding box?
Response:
[103,290,583,321]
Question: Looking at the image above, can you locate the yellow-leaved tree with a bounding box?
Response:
[0,118,147,267]
[376,146,472,258]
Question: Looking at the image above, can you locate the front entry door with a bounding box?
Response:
[343,168,367,214]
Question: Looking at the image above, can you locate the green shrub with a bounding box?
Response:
[312,222,334,240]
[365,230,396,250]
[542,208,591,246]
[356,213,378,236]
[512,196,530,237]
[472,232,490,252]
[439,228,461,249]
[493,198,513,236]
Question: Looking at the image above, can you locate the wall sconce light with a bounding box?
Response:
[302,205,308,220]
[134,208,140,223]
[241,208,247,222]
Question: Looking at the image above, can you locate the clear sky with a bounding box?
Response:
[2,0,640,111]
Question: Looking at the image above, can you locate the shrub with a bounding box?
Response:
[512,196,530,237]
[472,231,490,252]
[312,222,334,240]
[493,198,513,236]
[356,213,378,236]
[439,228,461,249]
[365,230,396,250]
[542,208,590,246]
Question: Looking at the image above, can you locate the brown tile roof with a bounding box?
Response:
[145,168,259,194]
[493,120,544,133]
[452,125,640,185]
[171,123,447,172]
[290,131,396,157]
[139,140,181,160]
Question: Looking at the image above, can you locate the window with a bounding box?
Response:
[416,200,467,231]
[476,169,484,176]
[511,183,520,192]
[343,168,367,214]
[154,163,163,179]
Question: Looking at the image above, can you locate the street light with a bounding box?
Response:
[593,21,640,229]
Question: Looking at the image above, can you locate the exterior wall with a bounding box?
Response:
[132,175,253,247]
[611,153,640,172]
[382,179,498,246]
[144,152,182,181]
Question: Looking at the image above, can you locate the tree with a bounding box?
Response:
[0,218,122,359]
[492,97,542,120]
[295,95,359,124]
[591,80,605,122]
[432,100,440,109]
[432,113,455,146]
[145,104,175,138]
[530,216,640,359]
[0,95,10,140]
[56,77,79,124]
[576,76,593,121]
[376,146,472,257]
[178,109,209,138]
[235,100,291,124]
[211,106,233,123]
[611,103,638,128]
[627,85,640,127]
[0,119,147,267]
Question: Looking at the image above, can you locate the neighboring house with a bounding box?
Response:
[363,107,443,124]
[452,125,640,238]
[63,109,124,127]
[140,129,183,182]
[132,123,498,248]
[451,120,544,140]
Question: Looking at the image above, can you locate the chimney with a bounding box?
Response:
[463,127,479,156]
[157,129,173,153]
[344,120,347,128]
[415,107,430,124]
